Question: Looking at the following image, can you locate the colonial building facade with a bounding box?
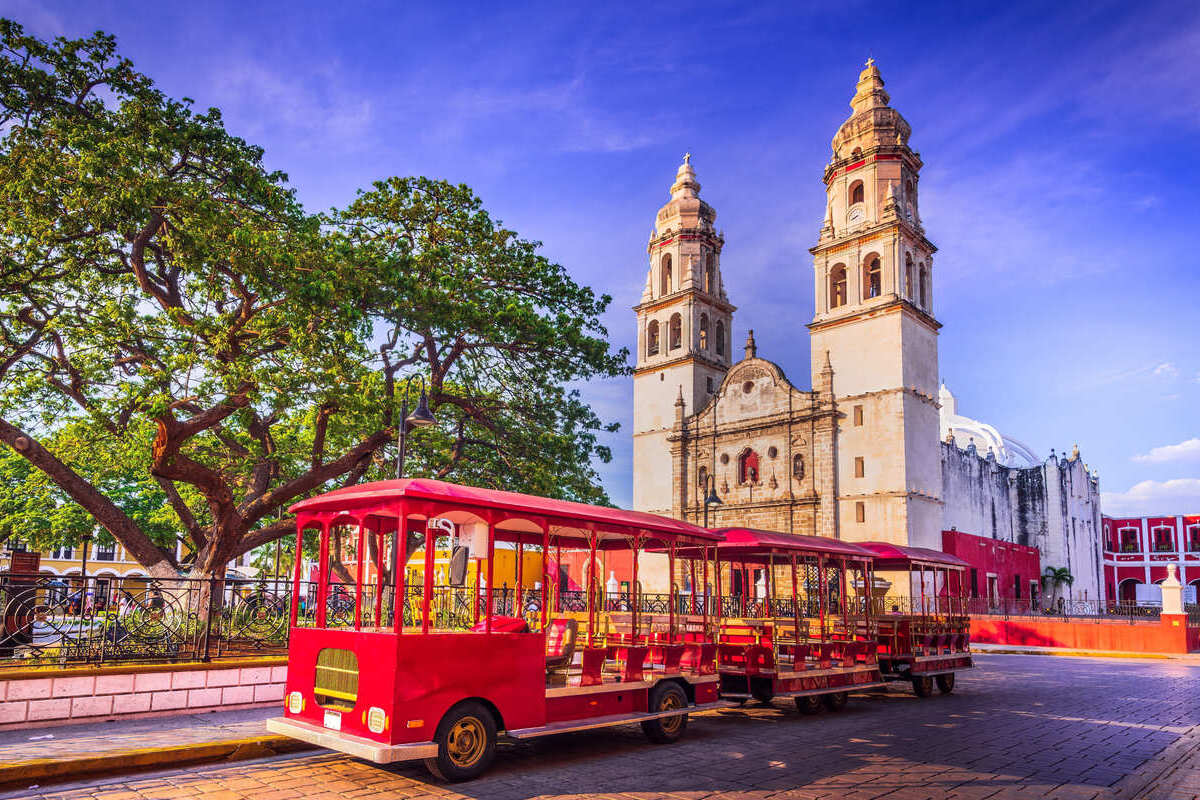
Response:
[631,61,1105,602]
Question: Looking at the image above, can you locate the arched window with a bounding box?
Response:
[863,256,881,299]
[668,313,682,350]
[698,314,709,349]
[738,449,760,484]
[829,264,848,308]
[660,254,672,296]
[919,264,929,308]
[849,180,864,205]
[715,320,725,356]
[851,147,862,160]
[697,466,708,489]
[792,454,804,480]
[705,254,716,294]
[904,254,914,299]
[646,320,660,356]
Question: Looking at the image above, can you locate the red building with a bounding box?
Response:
[941,529,1041,606]
[1102,514,1200,604]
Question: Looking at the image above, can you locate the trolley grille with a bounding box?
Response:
[314,647,359,712]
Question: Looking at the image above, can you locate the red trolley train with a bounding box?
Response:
[268,480,974,781]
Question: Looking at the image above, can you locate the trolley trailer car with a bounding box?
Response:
[691,528,887,713]
[266,479,731,781]
[859,542,973,696]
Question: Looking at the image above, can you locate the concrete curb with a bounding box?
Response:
[972,644,1200,661]
[0,734,316,789]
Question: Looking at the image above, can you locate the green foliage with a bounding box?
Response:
[0,22,627,577]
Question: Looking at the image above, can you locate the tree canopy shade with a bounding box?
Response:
[0,21,628,580]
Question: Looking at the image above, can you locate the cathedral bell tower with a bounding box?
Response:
[808,61,943,548]
[632,155,735,515]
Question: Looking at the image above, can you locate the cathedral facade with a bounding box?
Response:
[631,61,1104,602]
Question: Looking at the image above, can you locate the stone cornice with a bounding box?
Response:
[808,297,942,334]
[633,289,735,315]
[810,219,937,257]
[838,489,945,506]
[633,351,729,376]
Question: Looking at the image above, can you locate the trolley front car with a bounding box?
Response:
[267,479,728,781]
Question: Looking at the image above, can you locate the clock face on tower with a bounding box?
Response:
[847,206,865,225]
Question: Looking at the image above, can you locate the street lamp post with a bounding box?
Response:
[702,475,723,528]
[79,528,94,583]
[392,375,437,623]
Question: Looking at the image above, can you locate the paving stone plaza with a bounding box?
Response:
[13,654,1200,800]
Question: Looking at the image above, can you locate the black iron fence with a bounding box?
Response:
[6,571,1193,669]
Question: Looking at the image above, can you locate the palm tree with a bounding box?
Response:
[1041,566,1074,611]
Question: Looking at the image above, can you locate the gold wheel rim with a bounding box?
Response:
[447,716,487,768]
[659,692,683,734]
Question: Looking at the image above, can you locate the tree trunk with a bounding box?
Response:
[0,417,178,579]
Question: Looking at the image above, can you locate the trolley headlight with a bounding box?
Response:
[287,691,304,714]
[367,706,387,734]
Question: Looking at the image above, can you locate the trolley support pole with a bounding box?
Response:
[701,547,710,633]
[587,527,598,647]
[818,553,826,639]
[516,541,524,618]
[485,514,496,633]
[540,520,550,630]
[354,521,365,630]
[373,521,384,629]
[790,553,800,646]
[667,540,676,644]
[765,552,774,619]
[421,507,434,635]
[316,521,330,628]
[631,534,640,643]
[289,518,304,628]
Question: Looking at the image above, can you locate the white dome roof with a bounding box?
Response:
[939,384,1039,468]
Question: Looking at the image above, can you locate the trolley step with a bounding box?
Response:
[505,700,736,739]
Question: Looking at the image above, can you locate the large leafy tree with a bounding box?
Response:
[0,22,627,581]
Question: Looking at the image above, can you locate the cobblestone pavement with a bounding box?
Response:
[0,708,275,766]
[17,654,1200,800]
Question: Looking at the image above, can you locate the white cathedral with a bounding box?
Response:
[629,61,1104,603]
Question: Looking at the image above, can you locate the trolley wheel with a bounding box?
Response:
[822,691,849,712]
[641,682,689,744]
[424,701,497,782]
[936,673,956,694]
[795,695,824,715]
[751,681,775,705]
[911,675,934,698]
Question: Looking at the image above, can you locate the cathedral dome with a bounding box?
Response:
[939,383,1039,468]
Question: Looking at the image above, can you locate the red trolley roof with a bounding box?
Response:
[289,478,724,546]
[668,527,875,563]
[856,541,970,571]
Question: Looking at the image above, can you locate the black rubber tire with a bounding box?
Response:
[641,682,689,744]
[751,680,775,705]
[936,673,956,694]
[424,701,497,782]
[822,691,849,712]
[912,675,934,698]
[795,695,824,715]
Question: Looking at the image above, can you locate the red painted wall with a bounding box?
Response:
[941,530,1041,602]
[970,615,1198,654]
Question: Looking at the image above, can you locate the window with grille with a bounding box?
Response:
[314,648,359,712]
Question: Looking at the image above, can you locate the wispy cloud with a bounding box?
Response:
[1102,478,1200,517]
[1152,362,1179,378]
[1133,438,1200,464]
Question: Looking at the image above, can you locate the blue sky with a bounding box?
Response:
[8,0,1200,516]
